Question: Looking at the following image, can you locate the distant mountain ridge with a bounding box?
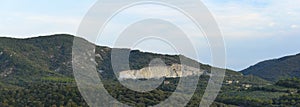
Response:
[0,34,204,84]
[241,53,300,82]
[0,34,268,86]
[0,34,275,106]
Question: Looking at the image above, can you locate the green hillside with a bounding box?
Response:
[0,34,245,84]
[241,53,300,82]
[2,34,294,107]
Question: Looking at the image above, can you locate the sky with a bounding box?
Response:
[0,0,300,71]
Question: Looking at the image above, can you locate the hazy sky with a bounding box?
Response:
[0,0,299,71]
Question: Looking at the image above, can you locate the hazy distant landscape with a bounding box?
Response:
[0,34,300,106]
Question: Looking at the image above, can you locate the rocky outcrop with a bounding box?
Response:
[0,68,13,78]
[119,64,203,80]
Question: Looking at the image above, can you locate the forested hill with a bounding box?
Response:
[0,34,243,84]
[241,53,300,82]
[0,34,74,84]
[0,34,271,106]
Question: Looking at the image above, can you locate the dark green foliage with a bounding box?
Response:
[216,78,300,107]
[274,94,300,106]
[0,83,87,107]
[272,78,300,106]
[276,78,300,89]
[241,53,300,82]
[0,34,74,85]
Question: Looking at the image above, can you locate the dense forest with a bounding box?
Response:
[241,53,300,82]
[2,76,300,106]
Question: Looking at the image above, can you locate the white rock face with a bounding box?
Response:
[119,64,203,80]
[0,68,13,78]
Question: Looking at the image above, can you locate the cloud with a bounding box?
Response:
[291,25,298,29]
[0,13,80,38]
[202,0,300,39]
[200,0,300,70]
[269,22,276,27]
[0,0,96,38]
[25,15,79,26]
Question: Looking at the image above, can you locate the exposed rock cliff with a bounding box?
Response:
[119,64,203,79]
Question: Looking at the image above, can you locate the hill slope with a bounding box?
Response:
[241,53,300,82]
[0,34,75,84]
[0,34,242,83]
[0,34,271,106]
